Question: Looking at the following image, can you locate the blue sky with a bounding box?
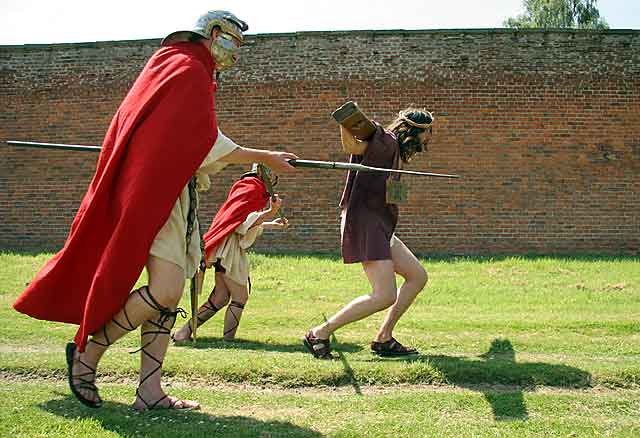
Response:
[1,0,637,45]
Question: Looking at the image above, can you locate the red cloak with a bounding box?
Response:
[203,176,269,261]
[13,42,218,352]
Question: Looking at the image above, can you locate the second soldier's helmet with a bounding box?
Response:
[242,163,277,187]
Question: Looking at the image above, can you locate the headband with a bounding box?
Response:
[400,111,434,129]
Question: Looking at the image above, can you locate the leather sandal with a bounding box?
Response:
[65,342,103,408]
[371,337,418,357]
[134,391,200,411]
[170,326,193,343]
[65,286,153,408]
[223,300,245,340]
[134,300,197,411]
[303,331,334,360]
[172,291,222,343]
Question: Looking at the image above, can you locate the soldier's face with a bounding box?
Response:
[209,28,243,68]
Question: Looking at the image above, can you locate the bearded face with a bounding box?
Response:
[399,127,432,163]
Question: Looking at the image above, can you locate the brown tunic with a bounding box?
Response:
[339,125,400,263]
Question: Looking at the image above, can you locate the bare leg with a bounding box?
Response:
[173,271,231,341]
[70,258,185,405]
[374,237,428,342]
[311,259,398,340]
[221,275,249,340]
[132,255,199,410]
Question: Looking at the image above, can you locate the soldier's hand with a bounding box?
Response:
[264,151,298,172]
[271,217,289,229]
[269,194,283,213]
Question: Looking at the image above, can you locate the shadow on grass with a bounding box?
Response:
[40,395,322,438]
[326,320,362,396]
[389,338,591,422]
[175,337,364,354]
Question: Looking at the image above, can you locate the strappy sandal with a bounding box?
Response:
[134,297,198,411]
[134,392,200,411]
[223,300,245,340]
[172,289,222,343]
[303,331,335,360]
[371,337,418,357]
[170,327,193,343]
[65,286,159,408]
[65,342,103,408]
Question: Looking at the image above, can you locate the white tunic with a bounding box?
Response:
[149,130,239,278]
[209,211,264,286]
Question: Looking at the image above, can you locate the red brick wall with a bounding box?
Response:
[1,30,638,255]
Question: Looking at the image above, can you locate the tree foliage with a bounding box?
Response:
[504,0,609,29]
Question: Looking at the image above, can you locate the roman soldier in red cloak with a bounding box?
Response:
[172,165,289,342]
[13,10,297,411]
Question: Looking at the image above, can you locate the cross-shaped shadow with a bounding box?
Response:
[406,338,592,421]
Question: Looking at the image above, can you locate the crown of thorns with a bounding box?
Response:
[399,111,434,129]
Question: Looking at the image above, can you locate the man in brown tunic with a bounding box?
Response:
[304,107,434,358]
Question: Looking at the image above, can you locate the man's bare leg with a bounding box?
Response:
[310,259,398,340]
[374,238,428,343]
[71,256,188,405]
[221,275,249,340]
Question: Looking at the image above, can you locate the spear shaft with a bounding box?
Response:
[6,140,101,152]
[5,140,460,178]
[5,139,459,335]
[288,159,460,178]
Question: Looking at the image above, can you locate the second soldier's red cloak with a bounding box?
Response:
[13,42,218,351]
[203,176,269,261]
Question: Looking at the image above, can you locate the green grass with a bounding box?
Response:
[1,251,639,436]
[1,380,638,437]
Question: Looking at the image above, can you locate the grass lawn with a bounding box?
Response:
[1,251,639,437]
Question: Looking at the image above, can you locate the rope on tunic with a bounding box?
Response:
[186,176,207,268]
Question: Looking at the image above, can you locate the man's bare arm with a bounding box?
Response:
[340,125,367,155]
[219,146,298,172]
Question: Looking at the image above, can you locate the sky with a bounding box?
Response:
[0,0,638,45]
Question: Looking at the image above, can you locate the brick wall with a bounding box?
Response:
[1,29,638,255]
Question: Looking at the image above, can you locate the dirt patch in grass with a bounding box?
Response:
[2,370,638,398]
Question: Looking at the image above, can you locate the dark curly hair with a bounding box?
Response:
[386,107,434,163]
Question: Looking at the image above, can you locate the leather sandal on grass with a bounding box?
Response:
[172,293,222,343]
[134,300,199,411]
[66,342,103,408]
[371,337,418,357]
[303,331,335,360]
